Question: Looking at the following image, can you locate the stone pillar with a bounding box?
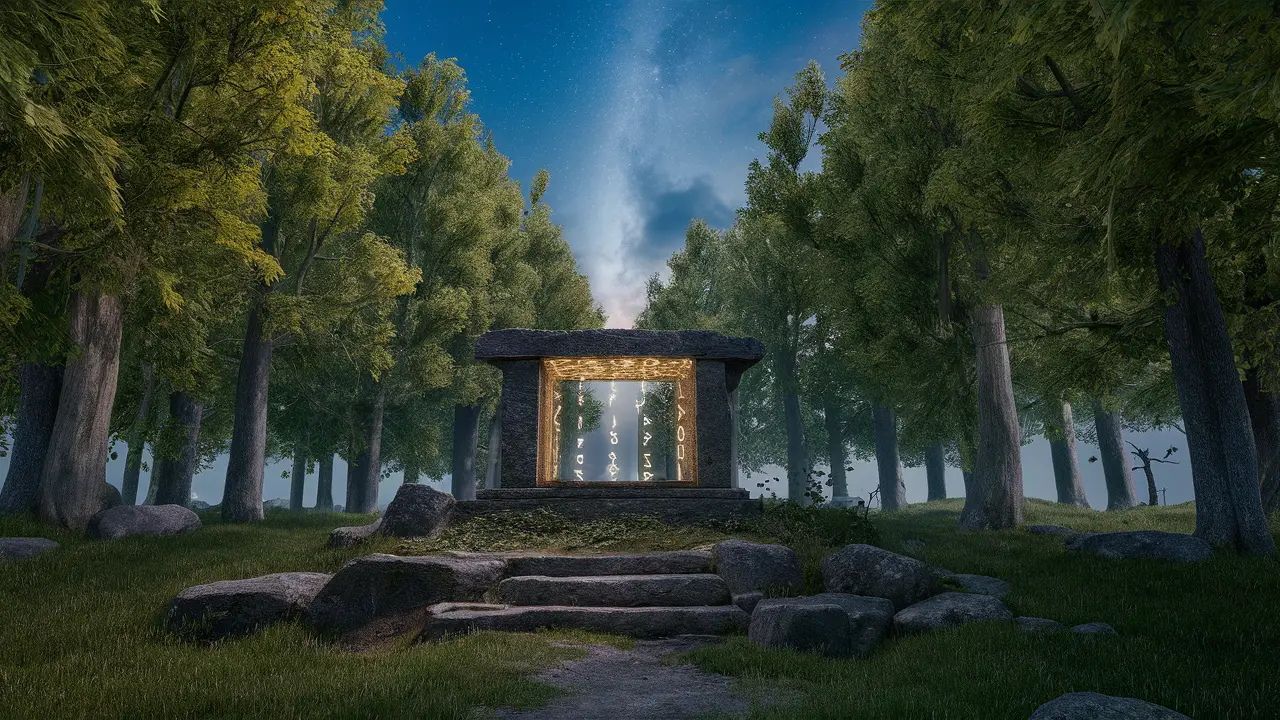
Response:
[496,360,539,488]
[729,387,740,490]
[695,360,733,488]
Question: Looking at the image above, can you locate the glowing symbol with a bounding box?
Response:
[574,469,584,481]
[643,472,654,481]
[643,416,651,425]
[576,454,584,465]
[577,437,584,448]
[643,453,652,468]
[677,426,685,442]
[609,430,618,444]
[643,432,652,446]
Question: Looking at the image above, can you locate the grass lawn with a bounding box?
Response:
[1,500,1277,718]
[685,499,1280,719]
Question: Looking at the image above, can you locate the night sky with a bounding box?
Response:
[0,1,1197,510]
[381,0,869,325]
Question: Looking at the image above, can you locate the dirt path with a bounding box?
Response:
[495,635,760,720]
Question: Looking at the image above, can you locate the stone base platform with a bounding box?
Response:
[453,487,762,526]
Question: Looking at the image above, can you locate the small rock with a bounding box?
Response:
[754,593,894,657]
[1071,622,1117,635]
[334,504,345,513]
[748,602,850,657]
[1067,531,1212,563]
[893,592,1013,634]
[99,483,122,511]
[328,519,383,548]
[1030,691,1189,719]
[167,572,331,641]
[87,504,201,540]
[947,573,1010,598]
[191,500,212,511]
[733,591,763,614]
[307,553,505,634]
[1016,616,1066,633]
[0,538,59,561]
[380,484,455,538]
[263,498,289,510]
[822,544,941,609]
[712,540,803,596]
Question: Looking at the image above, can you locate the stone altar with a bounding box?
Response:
[457,328,766,524]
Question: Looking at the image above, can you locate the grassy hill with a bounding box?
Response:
[1,500,1276,718]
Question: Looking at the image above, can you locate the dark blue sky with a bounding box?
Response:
[382,0,872,324]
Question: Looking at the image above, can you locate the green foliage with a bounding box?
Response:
[402,509,731,554]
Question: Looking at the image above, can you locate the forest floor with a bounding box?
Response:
[1,499,1277,718]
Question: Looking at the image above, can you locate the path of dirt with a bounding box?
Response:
[495,635,767,720]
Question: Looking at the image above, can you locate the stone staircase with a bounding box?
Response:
[420,550,749,640]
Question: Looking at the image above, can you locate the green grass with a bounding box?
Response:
[2,501,1276,718]
[682,499,1280,719]
[0,510,623,719]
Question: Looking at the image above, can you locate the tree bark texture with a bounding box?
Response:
[1155,230,1273,554]
[451,404,482,501]
[0,174,29,271]
[1048,401,1089,507]
[120,364,155,505]
[960,305,1024,530]
[37,292,124,530]
[1140,462,1159,507]
[925,443,947,501]
[289,439,306,512]
[0,362,63,514]
[347,380,386,514]
[872,405,906,511]
[484,398,502,489]
[1091,399,1137,510]
[152,392,202,507]
[777,350,809,505]
[823,397,848,499]
[315,454,334,511]
[222,301,272,522]
[1244,368,1280,515]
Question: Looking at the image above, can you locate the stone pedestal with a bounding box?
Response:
[454,487,762,526]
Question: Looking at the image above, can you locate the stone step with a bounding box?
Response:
[497,573,731,607]
[504,550,713,578]
[420,603,749,640]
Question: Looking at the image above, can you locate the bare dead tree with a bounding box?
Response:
[1129,442,1179,507]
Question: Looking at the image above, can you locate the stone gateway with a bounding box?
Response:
[463,328,766,524]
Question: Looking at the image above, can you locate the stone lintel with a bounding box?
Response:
[476,329,765,364]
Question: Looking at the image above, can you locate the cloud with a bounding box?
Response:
[627,163,735,265]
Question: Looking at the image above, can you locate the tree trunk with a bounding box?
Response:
[289,438,306,512]
[0,362,63,514]
[152,392,202,507]
[37,292,124,530]
[925,443,947,501]
[1091,399,1137,510]
[1155,229,1273,553]
[960,305,1024,530]
[120,364,155,505]
[1141,462,1159,507]
[315,454,334,511]
[1243,367,1280,515]
[872,405,905,510]
[222,301,272,522]
[0,174,29,272]
[484,398,502,489]
[451,404,482,501]
[823,396,848,499]
[777,349,809,505]
[348,380,386,514]
[1047,400,1089,507]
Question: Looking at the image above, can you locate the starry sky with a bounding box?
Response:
[0,0,1197,511]
[380,0,869,325]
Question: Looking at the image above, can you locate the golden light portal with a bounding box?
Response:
[537,356,698,487]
